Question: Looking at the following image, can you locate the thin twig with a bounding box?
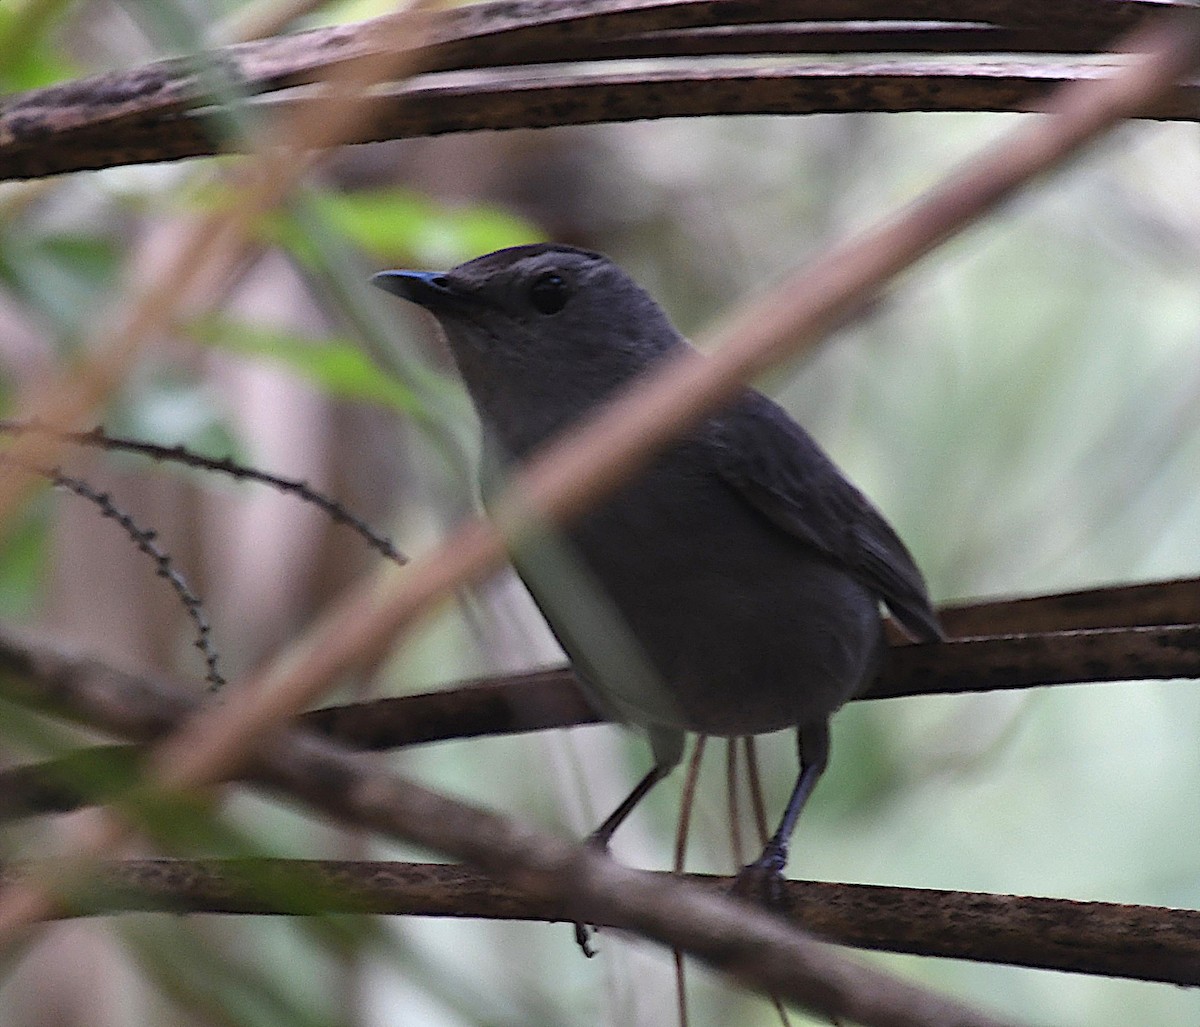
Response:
[744,736,770,847]
[0,459,224,689]
[672,737,704,1027]
[0,420,407,565]
[725,737,745,869]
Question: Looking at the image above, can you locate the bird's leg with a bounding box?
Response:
[575,744,679,957]
[587,762,674,849]
[734,720,830,904]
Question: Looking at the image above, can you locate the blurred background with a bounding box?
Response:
[1,1,1199,1025]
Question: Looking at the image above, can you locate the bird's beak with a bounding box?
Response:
[371,270,458,309]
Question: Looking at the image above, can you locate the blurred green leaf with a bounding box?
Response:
[0,2,76,90]
[0,233,122,343]
[315,188,542,264]
[112,373,238,460]
[190,316,424,414]
[0,499,48,619]
[123,918,339,1027]
[265,187,542,268]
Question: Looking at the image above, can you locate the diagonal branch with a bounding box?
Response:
[0,627,1019,1027]
[0,12,1195,1016]
[0,420,407,565]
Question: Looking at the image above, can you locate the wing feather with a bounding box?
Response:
[710,392,943,643]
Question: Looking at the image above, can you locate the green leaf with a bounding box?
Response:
[273,188,542,268]
[190,317,424,414]
[0,3,77,90]
[0,233,122,343]
[0,497,49,618]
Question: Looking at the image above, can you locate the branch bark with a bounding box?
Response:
[2,576,1198,819]
[13,857,1199,986]
[0,9,1196,1016]
[1,0,1196,180]
[0,628,1019,1027]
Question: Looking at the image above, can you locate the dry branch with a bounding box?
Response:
[1,583,1198,814]
[936,576,1200,635]
[1,0,1197,180]
[111,5,1200,834]
[0,627,1019,1027]
[11,857,1197,986]
[0,6,1196,1016]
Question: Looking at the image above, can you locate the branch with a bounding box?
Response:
[13,857,1199,986]
[109,7,1200,851]
[2,0,1195,179]
[2,576,1197,818]
[1,460,225,689]
[936,576,1200,636]
[0,629,1019,1027]
[303,620,1200,745]
[0,421,407,565]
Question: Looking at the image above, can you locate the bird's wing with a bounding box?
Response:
[709,391,943,643]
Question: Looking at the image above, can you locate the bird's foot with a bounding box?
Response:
[573,920,598,958]
[730,846,789,908]
[571,833,610,957]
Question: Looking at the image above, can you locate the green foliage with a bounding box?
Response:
[122,919,340,1027]
[0,232,122,344]
[0,2,76,90]
[0,501,48,619]
[274,188,542,269]
[111,373,241,462]
[189,315,427,414]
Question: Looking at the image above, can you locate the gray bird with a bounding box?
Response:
[373,243,941,890]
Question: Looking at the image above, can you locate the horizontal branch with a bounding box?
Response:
[6,58,1200,180]
[866,622,1200,700]
[935,575,1200,636]
[0,628,1017,1027]
[306,621,1200,749]
[14,857,1199,986]
[0,0,1191,180]
[2,577,1198,820]
[3,0,1169,136]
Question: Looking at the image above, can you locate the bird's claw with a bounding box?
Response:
[731,849,789,908]
[571,833,612,956]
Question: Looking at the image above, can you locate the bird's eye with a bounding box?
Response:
[528,271,569,314]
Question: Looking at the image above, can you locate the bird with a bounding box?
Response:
[373,243,942,895]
